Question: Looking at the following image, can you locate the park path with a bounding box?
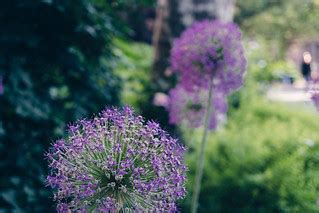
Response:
[266,81,317,112]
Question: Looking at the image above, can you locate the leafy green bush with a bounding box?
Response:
[245,39,300,83]
[0,1,122,211]
[250,60,299,83]
[112,38,178,135]
[113,38,152,109]
[183,96,319,212]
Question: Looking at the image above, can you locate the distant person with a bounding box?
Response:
[301,51,312,82]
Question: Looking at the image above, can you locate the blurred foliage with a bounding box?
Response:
[100,0,156,42]
[1,0,319,212]
[113,38,152,109]
[235,0,283,24]
[237,0,319,40]
[245,39,300,83]
[0,0,129,211]
[107,34,319,211]
[112,38,178,137]
[182,89,319,212]
[236,0,319,56]
[253,60,299,83]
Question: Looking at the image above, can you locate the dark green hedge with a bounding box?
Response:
[0,1,121,211]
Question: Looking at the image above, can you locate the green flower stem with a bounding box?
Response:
[191,80,214,213]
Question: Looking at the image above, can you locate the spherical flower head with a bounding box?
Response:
[46,106,187,212]
[167,85,228,130]
[170,20,247,93]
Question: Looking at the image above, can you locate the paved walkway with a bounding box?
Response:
[266,81,317,112]
[267,84,311,102]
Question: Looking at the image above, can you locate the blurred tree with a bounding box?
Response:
[236,0,319,57]
[0,0,123,211]
[151,0,173,92]
[234,0,283,25]
[140,0,180,133]
[100,0,156,42]
[143,0,236,132]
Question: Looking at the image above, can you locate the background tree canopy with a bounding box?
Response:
[0,0,157,210]
[236,0,319,55]
[0,0,122,211]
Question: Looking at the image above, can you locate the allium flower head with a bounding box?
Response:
[167,85,228,129]
[170,20,246,93]
[46,106,187,212]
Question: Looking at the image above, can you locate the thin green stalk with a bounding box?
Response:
[184,125,195,148]
[191,80,214,213]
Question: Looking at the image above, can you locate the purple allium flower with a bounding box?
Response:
[170,20,246,93]
[46,106,187,212]
[167,85,228,129]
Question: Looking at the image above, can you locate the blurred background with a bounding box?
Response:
[1,0,319,212]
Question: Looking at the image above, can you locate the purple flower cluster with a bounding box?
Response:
[170,20,246,93]
[167,85,227,129]
[46,106,186,212]
[168,20,246,129]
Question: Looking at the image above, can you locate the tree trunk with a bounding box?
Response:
[151,0,172,92]
[146,0,236,130]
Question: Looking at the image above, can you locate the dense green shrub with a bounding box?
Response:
[112,39,179,136]
[0,1,121,211]
[113,38,152,109]
[250,59,299,83]
[182,96,319,212]
[245,39,300,84]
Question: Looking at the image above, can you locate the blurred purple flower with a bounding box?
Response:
[170,20,246,212]
[167,85,228,130]
[46,106,187,212]
[170,20,246,93]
